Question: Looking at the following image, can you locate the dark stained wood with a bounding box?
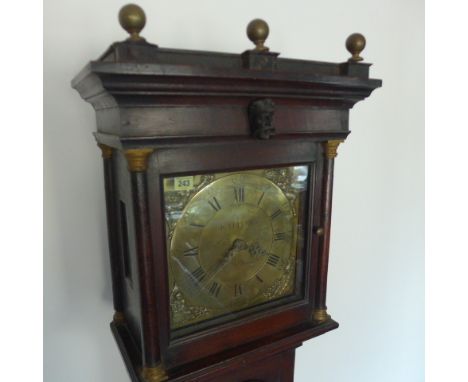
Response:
[145,140,320,368]
[97,104,349,138]
[101,151,124,314]
[306,159,323,315]
[129,169,161,367]
[111,319,338,382]
[151,139,320,175]
[111,321,143,382]
[73,36,381,381]
[114,151,143,350]
[96,41,352,78]
[175,348,296,382]
[316,149,335,313]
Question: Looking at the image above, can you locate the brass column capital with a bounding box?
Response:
[313,308,331,323]
[98,143,113,159]
[113,311,125,325]
[323,140,344,159]
[141,365,168,382]
[124,148,154,172]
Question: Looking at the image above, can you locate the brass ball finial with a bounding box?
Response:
[119,4,146,41]
[247,19,270,52]
[346,33,366,62]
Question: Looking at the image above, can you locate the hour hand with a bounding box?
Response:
[223,239,248,263]
[247,241,269,258]
[203,239,248,284]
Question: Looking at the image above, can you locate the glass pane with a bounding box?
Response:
[162,165,309,334]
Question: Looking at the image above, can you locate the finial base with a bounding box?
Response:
[125,35,147,43]
[241,50,279,70]
[348,55,364,63]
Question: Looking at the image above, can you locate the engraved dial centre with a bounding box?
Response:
[199,203,273,283]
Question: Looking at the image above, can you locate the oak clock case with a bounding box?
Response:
[71,4,381,382]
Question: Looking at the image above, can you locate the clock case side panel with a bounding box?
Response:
[98,146,125,317]
[145,138,330,369]
[112,151,145,352]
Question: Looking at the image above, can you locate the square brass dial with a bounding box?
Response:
[163,166,309,332]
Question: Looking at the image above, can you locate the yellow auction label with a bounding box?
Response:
[174,176,194,191]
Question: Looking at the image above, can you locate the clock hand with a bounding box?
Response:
[201,240,268,285]
[247,241,269,259]
[199,239,248,289]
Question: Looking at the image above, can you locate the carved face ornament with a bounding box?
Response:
[249,99,276,140]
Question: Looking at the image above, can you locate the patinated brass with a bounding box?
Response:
[119,4,146,41]
[141,365,168,382]
[247,19,270,52]
[313,308,331,323]
[113,311,125,324]
[164,166,308,329]
[323,140,344,159]
[315,227,324,236]
[346,33,366,62]
[124,148,153,172]
[98,143,113,159]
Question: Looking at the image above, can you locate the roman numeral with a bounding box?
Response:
[208,196,221,211]
[274,232,287,241]
[257,192,265,206]
[267,254,280,267]
[183,246,198,256]
[255,275,264,283]
[234,283,243,297]
[208,282,221,297]
[270,209,282,219]
[234,186,245,203]
[191,266,206,282]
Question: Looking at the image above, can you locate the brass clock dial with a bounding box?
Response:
[163,166,308,330]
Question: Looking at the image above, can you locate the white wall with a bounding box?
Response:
[44,1,424,381]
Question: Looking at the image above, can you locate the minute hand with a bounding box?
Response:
[200,239,247,289]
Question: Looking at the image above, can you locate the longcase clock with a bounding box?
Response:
[72,4,381,382]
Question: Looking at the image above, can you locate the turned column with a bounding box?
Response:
[124,148,168,382]
[313,140,343,323]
